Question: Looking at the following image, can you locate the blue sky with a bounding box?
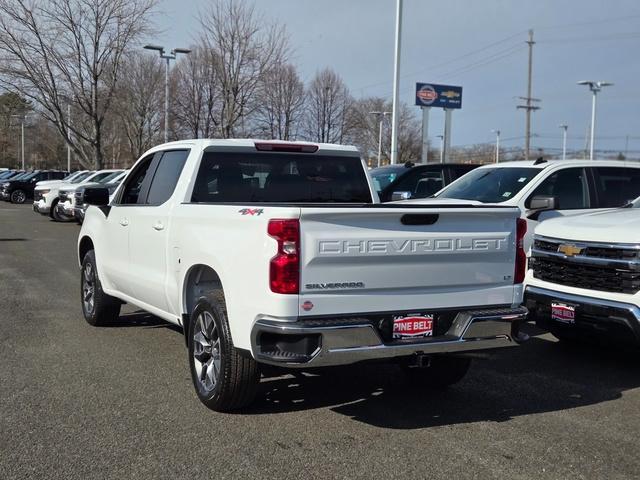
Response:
[151,0,640,155]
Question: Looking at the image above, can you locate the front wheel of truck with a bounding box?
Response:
[402,356,471,388]
[81,250,121,326]
[188,292,260,412]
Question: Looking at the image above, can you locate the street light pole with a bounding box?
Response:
[559,124,568,160]
[577,80,613,160]
[9,114,27,169]
[67,104,71,171]
[370,111,391,167]
[492,129,501,163]
[144,45,192,143]
[390,0,403,164]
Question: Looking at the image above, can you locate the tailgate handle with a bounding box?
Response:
[401,214,439,226]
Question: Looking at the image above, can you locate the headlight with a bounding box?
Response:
[39,189,50,195]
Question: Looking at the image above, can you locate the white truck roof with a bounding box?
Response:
[143,139,360,157]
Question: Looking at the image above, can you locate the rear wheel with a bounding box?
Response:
[10,189,26,204]
[402,356,471,388]
[188,291,260,411]
[81,250,121,326]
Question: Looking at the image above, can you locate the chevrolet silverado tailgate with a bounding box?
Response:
[298,205,521,316]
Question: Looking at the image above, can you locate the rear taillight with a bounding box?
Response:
[268,219,300,294]
[514,218,527,284]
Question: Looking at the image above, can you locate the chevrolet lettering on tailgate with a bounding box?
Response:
[318,236,509,255]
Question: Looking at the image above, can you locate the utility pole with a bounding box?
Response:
[517,30,540,160]
[144,45,191,143]
[492,129,501,163]
[559,124,568,160]
[390,0,403,164]
[625,135,629,157]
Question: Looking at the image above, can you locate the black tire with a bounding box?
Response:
[402,356,471,388]
[81,250,121,326]
[188,291,260,411]
[50,199,62,220]
[10,189,26,204]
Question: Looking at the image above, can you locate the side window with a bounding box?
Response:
[393,168,444,199]
[146,150,189,205]
[529,168,590,210]
[593,167,640,208]
[119,155,156,205]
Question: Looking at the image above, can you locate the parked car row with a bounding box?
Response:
[32,169,127,223]
[12,141,640,412]
[1,170,69,203]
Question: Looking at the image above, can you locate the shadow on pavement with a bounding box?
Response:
[246,326,640,428]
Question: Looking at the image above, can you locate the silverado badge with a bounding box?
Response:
[558,244,583,257]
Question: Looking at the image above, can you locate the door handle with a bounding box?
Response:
[153,221,164,231]
[119,218,129,227]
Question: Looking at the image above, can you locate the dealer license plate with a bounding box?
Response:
[392,314,434,339]
[551,302,576,324]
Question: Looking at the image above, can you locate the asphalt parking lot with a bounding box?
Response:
[1,203,639,479]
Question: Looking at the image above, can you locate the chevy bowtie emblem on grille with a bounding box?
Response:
[558,244,583,257]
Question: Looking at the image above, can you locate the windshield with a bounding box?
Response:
[437,167,540,203]
[370,166,407,192]
[99,171,124,184]
[19,172,38,181]
[83,171,116,184]
[70,171,93,183]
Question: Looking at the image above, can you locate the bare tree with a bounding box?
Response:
[304,68,352,144]
[254,63,304,140]
[347,96,422,164]
[199,0,288,138]
[115,52,163,161]
[173,46,220,139]
[0,0,158,169]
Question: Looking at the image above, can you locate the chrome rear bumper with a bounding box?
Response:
[251,306,528,367]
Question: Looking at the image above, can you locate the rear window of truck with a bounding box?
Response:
[191,152,372,203]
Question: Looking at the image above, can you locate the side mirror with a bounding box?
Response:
[529,195,556,211]
[391,191,412,201]
[84,186,110,206]
[527,195,557,221]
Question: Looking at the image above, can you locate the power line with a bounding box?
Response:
[354,31,527,93]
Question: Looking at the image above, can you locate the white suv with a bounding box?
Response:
[425,159,640,251]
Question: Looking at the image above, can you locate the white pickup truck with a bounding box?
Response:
[78,139,528,411]
[525,201,640,347]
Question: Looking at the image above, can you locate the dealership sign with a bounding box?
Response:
[415,83,463,109]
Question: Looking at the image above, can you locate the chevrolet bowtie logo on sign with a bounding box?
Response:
[441,90,461,99]
[558,244,583,257]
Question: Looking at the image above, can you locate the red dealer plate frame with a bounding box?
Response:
[551,302,576,325]
[392,314,434,339]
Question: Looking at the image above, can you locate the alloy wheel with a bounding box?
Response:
[192,311,222,394]
[82,262,95,315]
[12,190,25,204]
